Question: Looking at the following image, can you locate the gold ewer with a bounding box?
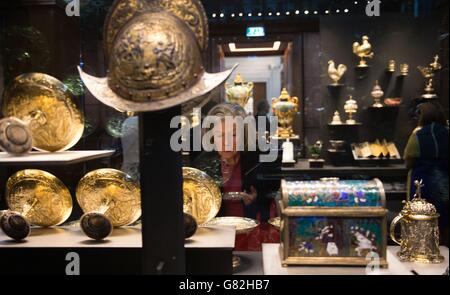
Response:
[390,180,444,263]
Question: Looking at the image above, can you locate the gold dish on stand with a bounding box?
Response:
[2,73,84,152]
[183,167,221,225]
[204,216,259,235]
[76,169,141,227]
[5,169,73,227]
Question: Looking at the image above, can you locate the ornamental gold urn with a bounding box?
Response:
[272,88,299,139]
[225,73,254,109]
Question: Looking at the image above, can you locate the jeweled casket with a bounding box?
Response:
[279,178,388,267]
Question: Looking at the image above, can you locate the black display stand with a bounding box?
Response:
[139,107,185,274]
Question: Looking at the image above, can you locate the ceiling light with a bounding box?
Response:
[239,12,243,17]
[258,12,262,16]
[248,13,252,17]
[325,10,330,14]
[314,11,318,14]
[231,13,235,17]
[286,11,290,15]
[295,10,300,14]
[268,12,273,16]
[304,10,309,15]
[354,1,358,4]
[229,41,282,53]
[276,12,281,16]
[212,13,216,18]
[344,9,349,13]
[220,13,224,18]
[336,9,340,13]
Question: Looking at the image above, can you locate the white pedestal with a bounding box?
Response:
[0,150,115,166]
[262,243,414,275]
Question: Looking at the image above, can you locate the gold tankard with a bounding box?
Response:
[390,180,444,263]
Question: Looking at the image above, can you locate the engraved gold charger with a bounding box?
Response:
[76,169,141,227]
[183,167,221,225]
[5,169,73,227]
[2,73,84,152]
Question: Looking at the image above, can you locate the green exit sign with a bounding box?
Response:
[246,27,265,37]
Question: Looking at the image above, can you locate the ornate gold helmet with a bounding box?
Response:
[79,0,236,113]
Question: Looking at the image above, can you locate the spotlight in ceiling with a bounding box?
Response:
[336,9,340,13]
[344,9,349,13]
[258,12,262,16]
[325,10,330,14]
[268,12,273,16]
[276,12,281,16]
[295,10,300,14]
[248,13,252,17]
[212,13,216,18]
[220,13,224,18]
[314,11,318,14]
[231,13,235,17]
[239,12,243,17]
[304,10,309,15]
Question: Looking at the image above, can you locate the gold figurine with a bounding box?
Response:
[330,111,343,125]
[76,169,141,240]
[183,167,221,225]
[371,80,384,108]
[327,60,347,86]
[1,170,73,241]
[417,55,442,99]
[344,95,358,124]
[353,36,374,68]
[272,88,299,138]
[390,180,444,264]
[1,73,84,153]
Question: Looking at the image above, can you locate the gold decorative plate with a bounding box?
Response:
[5,169,73,227]
[76,169,141,227]
[2,73,84,152]
[183,167,221,225]
[204,217,259,235]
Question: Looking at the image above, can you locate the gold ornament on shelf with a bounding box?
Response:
[344,95,358,124]
[417,55,442,99]
[371,80,384,108]
[183,167,221,225]
[352,35,374,68]
[1,73,84,153]
[387,60,396,72]
[390,180,444,264]
[327,60,347,86]
[76,169,141,240]
[225,73,254,110]
[330,111,343,125]
[272,88,299,138]
[1,170,73,241]
[400,63,409,76]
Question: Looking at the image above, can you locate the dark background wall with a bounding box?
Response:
[316,15,441,159]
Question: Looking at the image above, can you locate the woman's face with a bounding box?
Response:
[214,120,239,161]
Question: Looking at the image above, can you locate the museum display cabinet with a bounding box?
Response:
[0,0,448,276]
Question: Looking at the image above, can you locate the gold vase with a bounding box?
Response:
[272,88,299,138]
